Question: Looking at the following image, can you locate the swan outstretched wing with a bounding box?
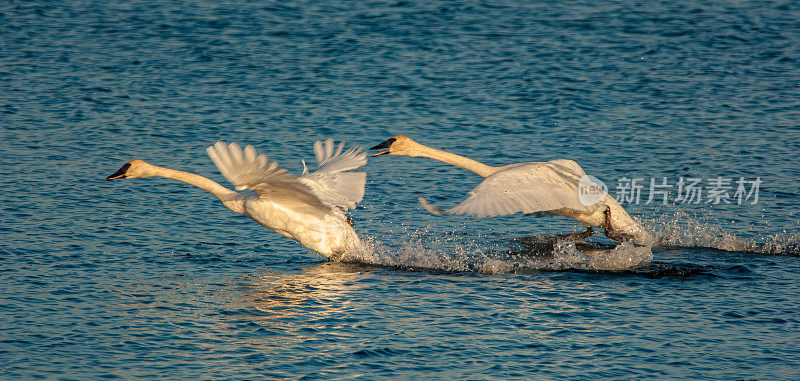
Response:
[206,142,328,211]
[421,160,604,217]
[298,139,367,210]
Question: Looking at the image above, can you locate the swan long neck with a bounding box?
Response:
[413,144,498,178]
[146,165,245,214]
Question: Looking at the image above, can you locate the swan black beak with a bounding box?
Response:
[106,163,130,180]
[369,138,395,157]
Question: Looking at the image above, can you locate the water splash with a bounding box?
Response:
[341,228,653,274]
[760,232,800,256]
[338,209,797,275]
[544,240,653,271]
[642,211,799,256]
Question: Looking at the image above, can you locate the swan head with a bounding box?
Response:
[106,160,153,180]
[369,135,420,157]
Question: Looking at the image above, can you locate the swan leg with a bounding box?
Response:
[556,226,594,240]
[603,206,634,243]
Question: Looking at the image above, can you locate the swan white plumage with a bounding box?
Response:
[370,136,653,246]
[106,139,367,259]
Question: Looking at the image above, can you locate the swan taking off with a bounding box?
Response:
[370,136,654,246]
[106,139,367,259]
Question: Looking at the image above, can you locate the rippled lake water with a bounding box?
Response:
[2,0,799,379]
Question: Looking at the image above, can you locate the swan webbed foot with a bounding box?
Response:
[603,206,617,239]
[605,229,636,243]
[346,216,354,227]
[556,226,594,240]
[603,206,635,243]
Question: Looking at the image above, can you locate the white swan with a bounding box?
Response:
[106,139,367,259]
[370,136,653,246]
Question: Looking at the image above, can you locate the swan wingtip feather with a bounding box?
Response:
[418,197,447,216]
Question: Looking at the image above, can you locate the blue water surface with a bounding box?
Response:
[2,0,799,379]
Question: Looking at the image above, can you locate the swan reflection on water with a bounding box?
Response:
[496,235,654,272]
[238,262,377,320]
[507,235,619,257]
